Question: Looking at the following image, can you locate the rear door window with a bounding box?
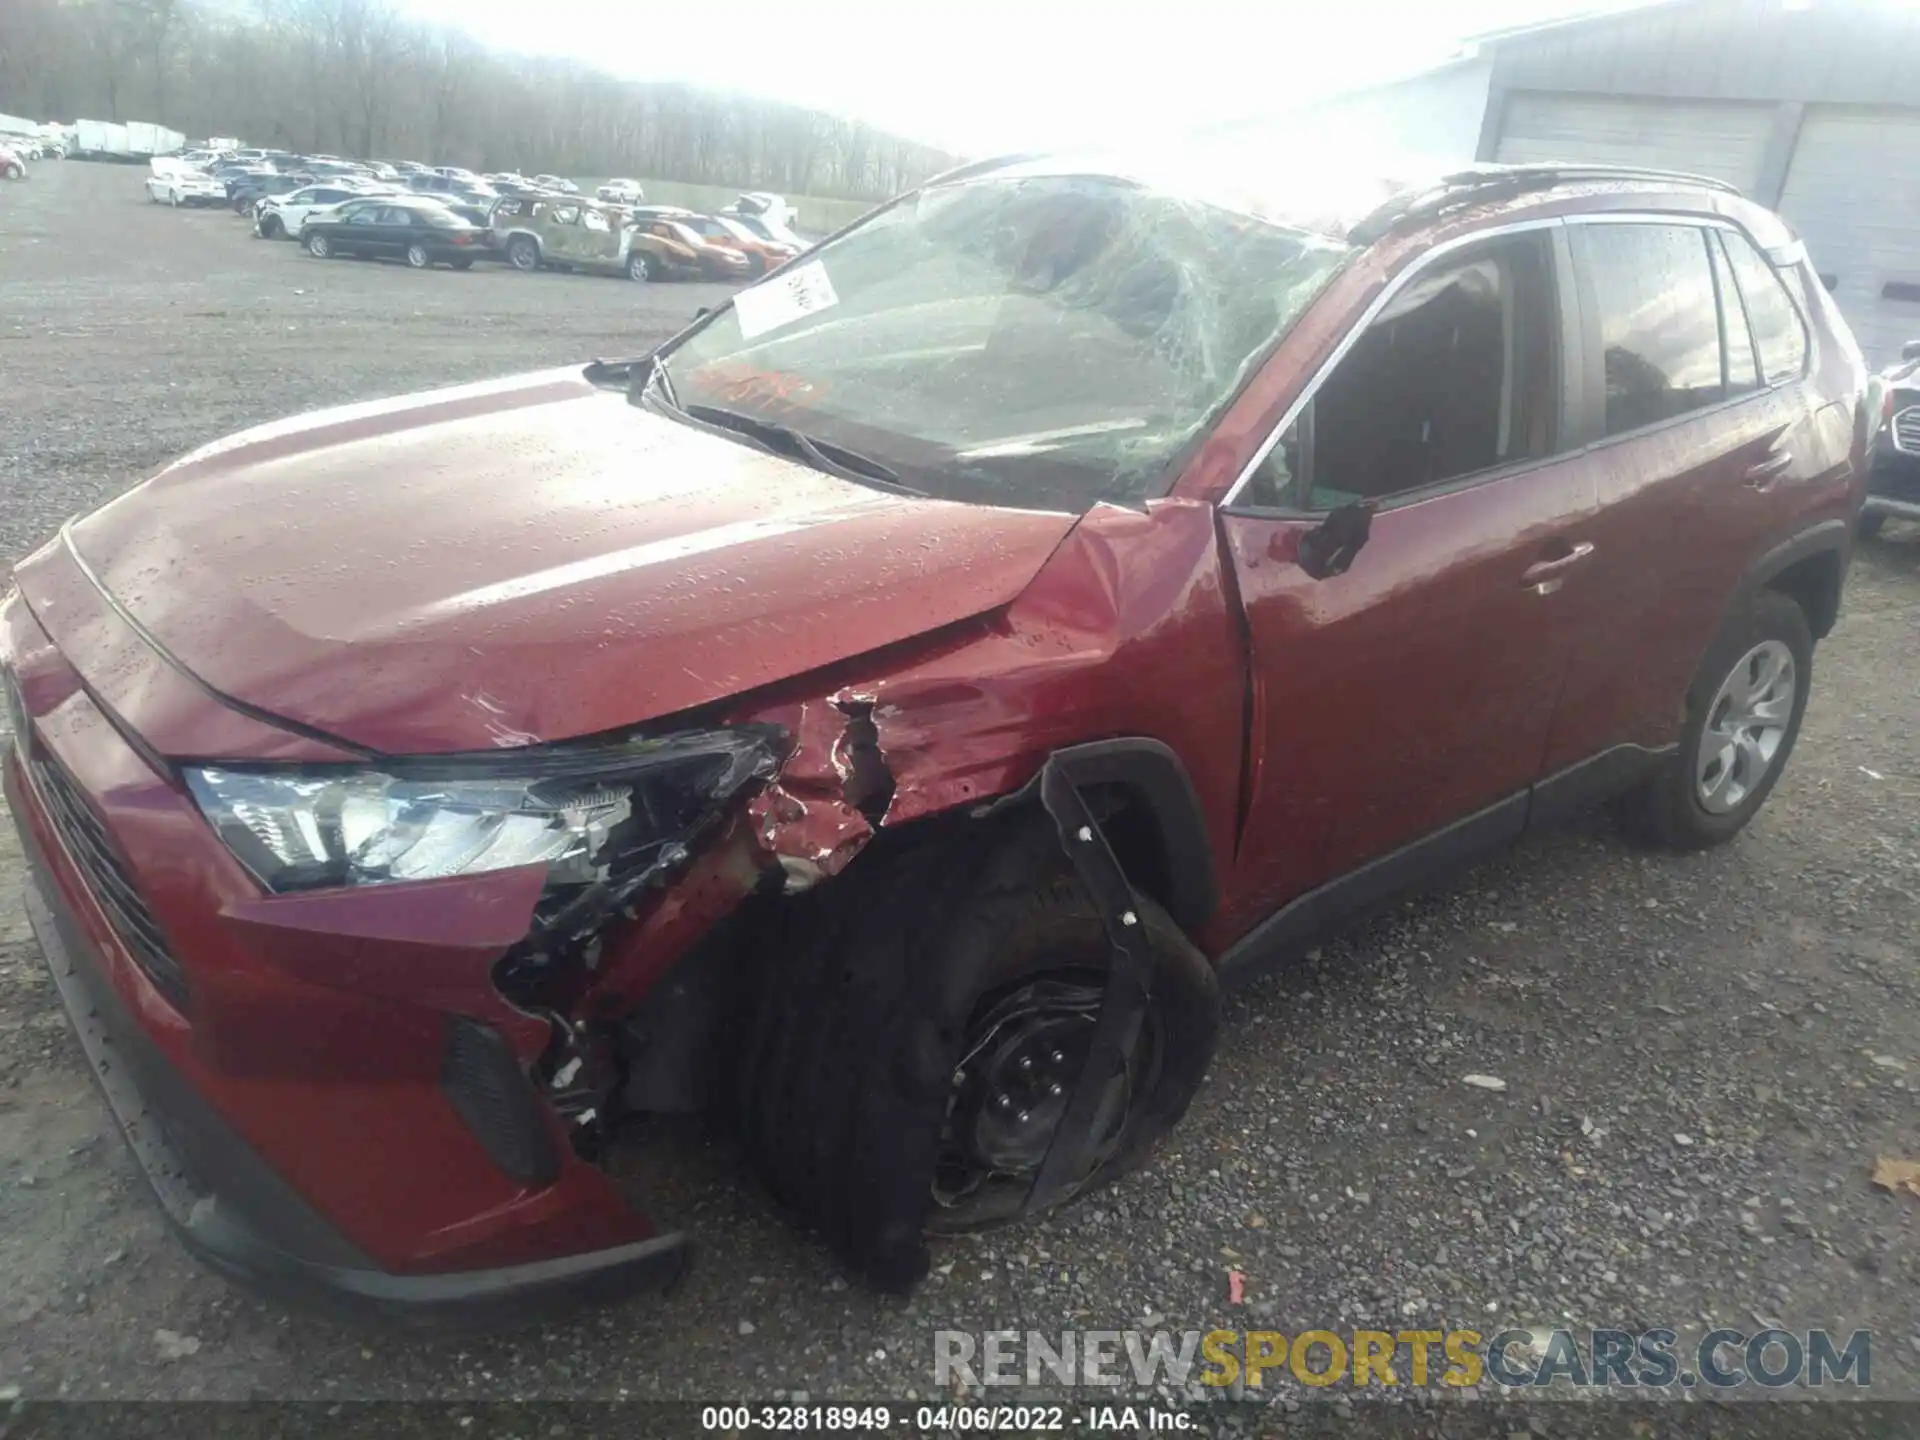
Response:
[1578,223,1725,436]
[1719,230,1809,385]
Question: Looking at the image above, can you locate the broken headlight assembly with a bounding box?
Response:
[184,727,784,894]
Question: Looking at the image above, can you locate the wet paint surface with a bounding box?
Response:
[48,369,1079,755]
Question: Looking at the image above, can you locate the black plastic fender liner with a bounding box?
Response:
[1023,755,1160,1216]
[983,737,1217,933]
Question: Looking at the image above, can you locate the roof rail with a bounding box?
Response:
[1348,161,1740,245]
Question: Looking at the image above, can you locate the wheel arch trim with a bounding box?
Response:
[1736,517,1850,641]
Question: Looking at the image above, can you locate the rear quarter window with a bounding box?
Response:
[1720,230,1809,385]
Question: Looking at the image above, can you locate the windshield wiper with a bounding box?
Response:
[683,404,920,496]
[630,359,922,496]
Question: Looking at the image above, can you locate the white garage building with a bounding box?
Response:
[1273,0,1920,365]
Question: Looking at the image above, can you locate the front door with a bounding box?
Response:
[1217,227,1599,942]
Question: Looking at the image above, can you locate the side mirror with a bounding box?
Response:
[694,306,714,319]
[1903,340,1920,362]
[1296,502,1373,580]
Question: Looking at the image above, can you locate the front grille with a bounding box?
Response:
[441,1017,559,1185]
[1895,406,1920,455]
[6,673,190,1011]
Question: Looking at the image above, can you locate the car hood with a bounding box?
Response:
[51,369,1079,755]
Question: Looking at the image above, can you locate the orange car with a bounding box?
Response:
[647,207,801,276]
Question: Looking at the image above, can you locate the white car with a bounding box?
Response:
[597,178,645,204]
[146,160,226,207]
[254,182,393,239]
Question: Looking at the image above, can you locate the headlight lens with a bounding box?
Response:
[185,728,780,893]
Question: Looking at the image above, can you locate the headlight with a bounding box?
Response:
[185,728,781,893]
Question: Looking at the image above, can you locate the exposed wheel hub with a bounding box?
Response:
[931,974,1152,1228]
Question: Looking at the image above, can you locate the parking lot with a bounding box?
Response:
[1,157,1917,1411]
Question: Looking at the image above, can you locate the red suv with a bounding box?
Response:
[1,159,1870,1324]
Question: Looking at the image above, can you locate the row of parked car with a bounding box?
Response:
[146,145,812,282]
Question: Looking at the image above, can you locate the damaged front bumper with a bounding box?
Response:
[11,803,689,1326]
[1,581,698,1326]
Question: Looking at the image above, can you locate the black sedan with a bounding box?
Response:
[230,172,312,214]
[301,198,489,269]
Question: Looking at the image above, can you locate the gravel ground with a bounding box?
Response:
[0,160,1917,1418]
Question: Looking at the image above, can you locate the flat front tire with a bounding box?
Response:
[1857,511,1887,540]
[1615,589,1813,850]
[736,817,1219,1291]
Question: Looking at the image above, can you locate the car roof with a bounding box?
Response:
[951,150,1790,252]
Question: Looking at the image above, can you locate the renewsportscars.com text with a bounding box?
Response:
[934,1327,1873,1391]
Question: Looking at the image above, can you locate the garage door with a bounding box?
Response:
[1496,93,1775,195]
[1778,108,1920,369]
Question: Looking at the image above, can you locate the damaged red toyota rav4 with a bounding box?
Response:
[2,155,1870,1324]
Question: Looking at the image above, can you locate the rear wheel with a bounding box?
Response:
[405,241,431,269]
[507,235,540,271]
[306,231,332,258]
[1858,511,1887,540]
[1615,590,1813,850]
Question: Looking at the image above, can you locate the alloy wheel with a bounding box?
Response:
[407,243,429,268]
[1695,639,1795,814]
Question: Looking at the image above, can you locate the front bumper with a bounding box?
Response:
[9,788,688,1326]
[1866,441,1920,520]
[1,575,690,1326]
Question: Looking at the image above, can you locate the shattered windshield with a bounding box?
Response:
[663,174,1354,511]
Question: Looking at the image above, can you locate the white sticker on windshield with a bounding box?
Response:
[732,260,839,340]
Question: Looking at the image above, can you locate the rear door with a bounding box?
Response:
[371,206,420,259]
[1218,225,1601,937]
[578,205,622,270]
[545,204,583,263]
[1543,218,1814,773]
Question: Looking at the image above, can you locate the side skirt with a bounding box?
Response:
[1214,743,1674,991]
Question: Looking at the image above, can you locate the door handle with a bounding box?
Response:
[1521,541,1595,592]
[1744,451,1793,489]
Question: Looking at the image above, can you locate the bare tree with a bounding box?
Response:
[0,0,960,199]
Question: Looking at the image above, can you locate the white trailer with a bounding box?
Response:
[71,119,184,160]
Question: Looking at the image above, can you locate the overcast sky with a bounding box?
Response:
[393,0,1648,155]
